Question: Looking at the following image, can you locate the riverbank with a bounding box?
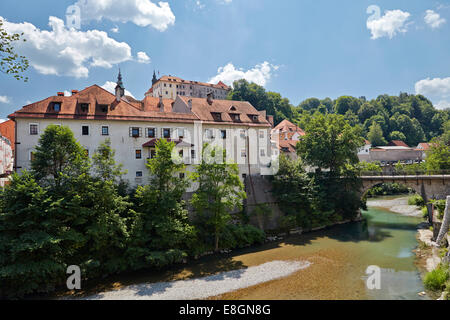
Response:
[367,196,423,217]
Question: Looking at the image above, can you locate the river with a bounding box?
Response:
[212,195,427,300]
[78,195,428,300]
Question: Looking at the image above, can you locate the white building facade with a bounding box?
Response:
[147,75,230,100]
[10,82,276,189]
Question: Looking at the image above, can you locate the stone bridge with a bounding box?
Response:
[361,174,450,223]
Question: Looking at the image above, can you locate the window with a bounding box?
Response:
[29,124,38,135]
[259,130,265,139]
[191,150,196,160]
[82,126,89,136]
[178,128,185,139]
[241,149,247,158]
[102,126,109,136]
[135,149,142,159]
[136,171,143,178]
[231,113,240,122]
[250,115,259,122]
[221,130,227,139]
[53,102,61,112]
[30,151,35,161]
[240,130,246,139]
[211,112,222,122]
[150,149,156,159]
[99,105,108,113]
[179,150,184,158]
[163,128,171,139]
[147,128,156,138]
[260,149,266,157]
[130,127,141,138]
[205,129,215,140]
[80,103,89,112]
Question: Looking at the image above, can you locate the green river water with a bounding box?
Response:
[213,196,428,300]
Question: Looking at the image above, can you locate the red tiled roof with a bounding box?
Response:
[0,120,15,151]
[279,140,298,153]
[417,143,431,151]
[389,140,409,147]
[178,96,271,127]
[8,85,198,124]
[8,84,268,128]
[272,119,305,140]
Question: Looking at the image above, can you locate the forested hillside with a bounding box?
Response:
[228,79,450,147]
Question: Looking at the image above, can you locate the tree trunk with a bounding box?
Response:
[215,232,219,252]
[435,196,450,247]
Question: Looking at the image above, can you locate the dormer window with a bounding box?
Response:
[230,106,237,112]
[99,105,108,113]
[249,114,259,122]
[53,102,61,112]
[211,112,222,122]
[80,103,89,112]
[230,113,240,122]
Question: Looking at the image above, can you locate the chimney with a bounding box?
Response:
[159,95,164,112]
[188,99,192,109]
[57,92,64,96]
[267,115,274,127]
[71,90,78,96]
[207,92,213,105]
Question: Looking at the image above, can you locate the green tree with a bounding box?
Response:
[334,96,361,115]
[31,125,90,189]
[191,145,246,252]
[92,138,127,183]
[271,155,313,228]
[426,138,450,172]
[442,120,450,145]
[127,139,194,269]
[389,131,406,142]
[0,19,29,81]
[296,113,364,174]
[228,79,294,124]
[0,172,64,298]
[298,98,321,111]
[368,122,387,147]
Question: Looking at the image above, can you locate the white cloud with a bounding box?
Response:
[436,100,450,110]
[0,16,133,78]
[74,0,175,32]
[415,77,450,110]
[0,96,10,104]
[110,26,119,33]
[367,9,411,39]
[424,10,446,29]
[137,51,151,64]
[101,81,135,98]
[209,62,278,87]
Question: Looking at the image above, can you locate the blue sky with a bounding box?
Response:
[1,0,450,119]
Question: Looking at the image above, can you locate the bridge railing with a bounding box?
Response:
[360,170,450,177]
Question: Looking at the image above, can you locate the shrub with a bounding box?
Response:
[408,194,425,207]
[219,224,265,250]
[423,266,449,291]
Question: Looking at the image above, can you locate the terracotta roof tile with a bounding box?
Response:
[178,96,271,127]
[272,119,305,140]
